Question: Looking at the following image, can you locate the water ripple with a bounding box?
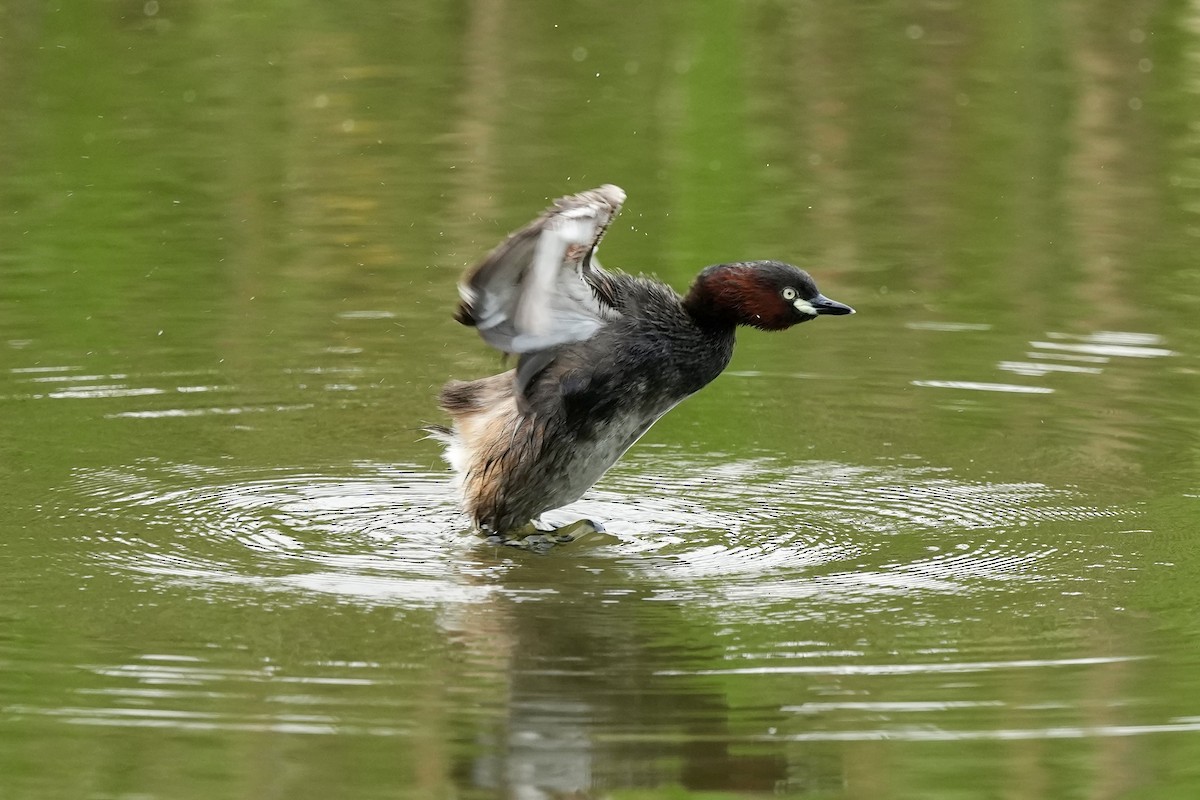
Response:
[72,462,494,605]
[62,454,1124,613]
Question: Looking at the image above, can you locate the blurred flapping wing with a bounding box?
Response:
[455,184,626,355]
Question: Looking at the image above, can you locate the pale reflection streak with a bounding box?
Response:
[47,386,165,399]
[3,654,420,738]
[998,361,1104,376]
[912,380,1055,394]
[659,654,1143,676]
[1029,341,1176,359]
[911,328,1175,395]
[28,373,127,382]
[109,404,314,419]
[11,706,395,737]
[758,721,1200,743]
[6,364,248,407]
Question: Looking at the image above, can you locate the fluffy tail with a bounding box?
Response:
[422,423,453,444]
[422,423,460,474]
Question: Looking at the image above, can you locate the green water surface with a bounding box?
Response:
[2,2,1199,798]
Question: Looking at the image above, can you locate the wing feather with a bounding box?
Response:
[456,185,625,356]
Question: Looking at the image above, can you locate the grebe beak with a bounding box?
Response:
[809,294,855,316]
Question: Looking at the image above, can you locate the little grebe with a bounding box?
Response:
[432,185,853,539]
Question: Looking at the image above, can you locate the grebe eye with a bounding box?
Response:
[781,287,798,301]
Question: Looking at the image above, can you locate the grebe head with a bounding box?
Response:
[683,260,855,330]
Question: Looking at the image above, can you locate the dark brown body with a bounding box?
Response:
[439,275,735,533]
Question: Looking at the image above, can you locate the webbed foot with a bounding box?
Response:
[544,518,606,543]
[484,519,608,551]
